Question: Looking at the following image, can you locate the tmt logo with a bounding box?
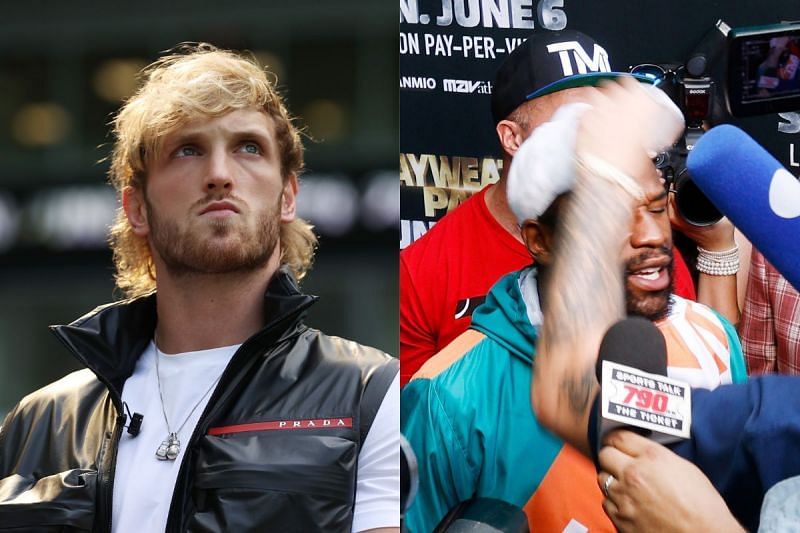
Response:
[546,41,611,76]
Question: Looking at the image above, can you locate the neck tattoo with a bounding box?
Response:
[153,341,221,461]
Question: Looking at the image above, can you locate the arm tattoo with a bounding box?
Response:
[564,367,597,418]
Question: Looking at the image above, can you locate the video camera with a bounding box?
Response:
[631,20,800,226]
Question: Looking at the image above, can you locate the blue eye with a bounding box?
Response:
[176,146,200,157]
[240,142,261,154]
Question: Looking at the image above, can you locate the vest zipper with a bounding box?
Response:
[97,413,125,533]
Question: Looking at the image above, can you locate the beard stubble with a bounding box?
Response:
[146,193,280,277]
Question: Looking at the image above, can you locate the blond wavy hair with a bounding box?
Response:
[108,43,317,298]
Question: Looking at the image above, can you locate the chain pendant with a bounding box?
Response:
[152,341,221,463]
[155,432,180,461]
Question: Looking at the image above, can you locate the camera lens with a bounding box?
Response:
[674,173,722,226]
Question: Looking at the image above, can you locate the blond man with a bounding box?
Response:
[0,44,399,533]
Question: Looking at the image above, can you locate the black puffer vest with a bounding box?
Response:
[0,270,398,532]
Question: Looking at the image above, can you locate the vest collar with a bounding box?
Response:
[50,267,317,405]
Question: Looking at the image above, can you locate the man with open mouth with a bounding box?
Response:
[401,79,746,532]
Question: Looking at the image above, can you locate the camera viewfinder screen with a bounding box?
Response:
[739,34,800,102]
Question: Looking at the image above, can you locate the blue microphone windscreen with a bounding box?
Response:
[687,125,800,291]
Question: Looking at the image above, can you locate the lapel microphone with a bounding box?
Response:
[123,401,144,437]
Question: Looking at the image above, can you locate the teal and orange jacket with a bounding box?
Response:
[401,267,746,532]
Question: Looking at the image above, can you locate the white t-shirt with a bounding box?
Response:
[112,341,399,532]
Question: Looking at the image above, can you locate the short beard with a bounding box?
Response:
[146,193,280,278]
[624,246,674,321]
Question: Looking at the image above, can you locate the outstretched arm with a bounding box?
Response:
[531,78,683,454]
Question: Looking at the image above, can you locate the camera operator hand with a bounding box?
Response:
[668,195,735,252]
[668,195,745,325]
[598,430,745,533]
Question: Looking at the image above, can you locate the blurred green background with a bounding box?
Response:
[0,2,398,418]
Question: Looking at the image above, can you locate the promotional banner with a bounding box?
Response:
[400,0,800,248]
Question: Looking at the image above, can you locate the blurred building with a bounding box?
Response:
[0,2,398,417]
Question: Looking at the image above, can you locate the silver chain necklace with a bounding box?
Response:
[153,342,222,461]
